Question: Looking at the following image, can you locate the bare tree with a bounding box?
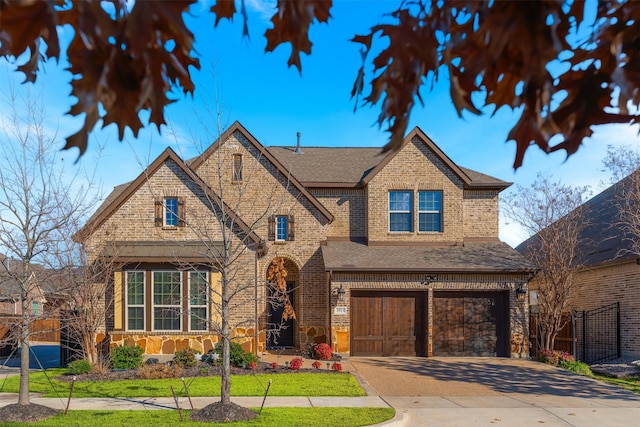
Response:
[0,87,99,411]
[503,174,591,351]
[602,145,640,257]
[49,223,119,367]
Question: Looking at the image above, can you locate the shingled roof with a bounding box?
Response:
[267,127,510,189]
[322,240,535,273]
[517,173,637,267]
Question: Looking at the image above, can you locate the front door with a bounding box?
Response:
[267,281,295,348]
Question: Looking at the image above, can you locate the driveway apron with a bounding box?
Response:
[347,357,640,427]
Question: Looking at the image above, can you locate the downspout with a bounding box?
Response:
[254,251,259,357]
[328,270,332,349]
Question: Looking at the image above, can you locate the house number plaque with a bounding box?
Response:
[334,306,347,315]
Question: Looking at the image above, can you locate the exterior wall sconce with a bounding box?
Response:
[516,284,527,301]
[421,275,436,285]
[335,284,346,301]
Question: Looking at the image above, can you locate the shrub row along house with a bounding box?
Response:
[77,122,534,359]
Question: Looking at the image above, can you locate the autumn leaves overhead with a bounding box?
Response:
[1,1,639,168]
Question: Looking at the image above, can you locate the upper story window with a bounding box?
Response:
[31,301,40,316]
[232,154,243,182]
[389,191,413,232]
[126,271,145,331]
[165,197,179,226]
[268,215,295,242]
[418,191,443,232]
[155,197,185,228]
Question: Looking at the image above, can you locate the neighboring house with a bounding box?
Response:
[518,173,640,360]
[77,121,534,358]
[0,256,48,316]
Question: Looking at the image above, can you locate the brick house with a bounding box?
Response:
[519,173,640,359]
[77,122,534,358]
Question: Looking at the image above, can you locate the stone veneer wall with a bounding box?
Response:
[328,272,529,358]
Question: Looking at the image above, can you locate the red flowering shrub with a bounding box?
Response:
[331,362,343,372]
[289,357,303,370]
[270,361,278,369]
[249,361,256,370]
[312,361,322,369]
[539,350,574,366]
[313,343,333,360]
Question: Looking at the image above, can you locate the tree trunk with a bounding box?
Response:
[18,295,30,405]
[221,269,231,405]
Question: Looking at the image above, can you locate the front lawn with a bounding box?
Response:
[0,407,395,426]
[593,373,640,394]
[0,370,365,398]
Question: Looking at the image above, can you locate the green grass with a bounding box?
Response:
[0,408,395,427]
[0,370,365,398]
[593,373,640,394]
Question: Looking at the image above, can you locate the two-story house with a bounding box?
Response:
[77,122,534,359]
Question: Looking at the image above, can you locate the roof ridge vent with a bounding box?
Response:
[294,131,304,154]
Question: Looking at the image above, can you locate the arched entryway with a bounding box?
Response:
[266,257,299,349]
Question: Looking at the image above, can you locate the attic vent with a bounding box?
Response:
[294,131,304,154]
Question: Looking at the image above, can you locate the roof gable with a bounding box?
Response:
[361,127,510,190]
[189,121,334,222]
[76,147,264,251]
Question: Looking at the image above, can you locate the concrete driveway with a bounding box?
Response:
[346,357,640,427]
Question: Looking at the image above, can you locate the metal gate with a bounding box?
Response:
[529,302,620,364]
[59,310,82,367]
[576,302,620,364]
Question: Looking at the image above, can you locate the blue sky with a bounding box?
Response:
[1,0,638,247]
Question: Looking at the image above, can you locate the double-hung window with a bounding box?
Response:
[389,191,413,232]
[155,197,185,228]
[126,271,145,331]
[418,191,443,232]
[189,271,208,331]
[153,271,182,331]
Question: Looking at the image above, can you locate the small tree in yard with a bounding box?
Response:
[0,88,99,420]
[503,174,591,351]
[52,225,118,367]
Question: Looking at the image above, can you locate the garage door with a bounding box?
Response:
[433,291,509,357]
[350,291,426,357]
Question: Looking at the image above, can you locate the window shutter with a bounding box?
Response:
[268,216,275,241]
[287,215,295,241]
[154,198,163,227]
[177,197,186,227]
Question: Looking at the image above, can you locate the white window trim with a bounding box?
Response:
[275,215,288,241]
[418,190,443,232]
[389,191,413,232]
[151,270,182,332]
[164,197,179,227]
[125,271,145,332]
[188,271,209,332]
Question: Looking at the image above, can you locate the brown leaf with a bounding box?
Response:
[265,0,332,72]
[211,0,236,26]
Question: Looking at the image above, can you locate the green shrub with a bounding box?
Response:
[213,341,258,368]
[67,359,91,375]
[561,360,593,376]
[110,344,144,370]
[173,348,198,367]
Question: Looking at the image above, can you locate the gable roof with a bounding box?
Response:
[516,173,637,267]
[76,147,265,253]
[188,121,334,222]
[267,127,510,189]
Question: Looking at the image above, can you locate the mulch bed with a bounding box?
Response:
[0,403,60,423]
[56,360,343,382]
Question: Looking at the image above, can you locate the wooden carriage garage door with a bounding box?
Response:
[433,291,509,357]
[350,291,426,357]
